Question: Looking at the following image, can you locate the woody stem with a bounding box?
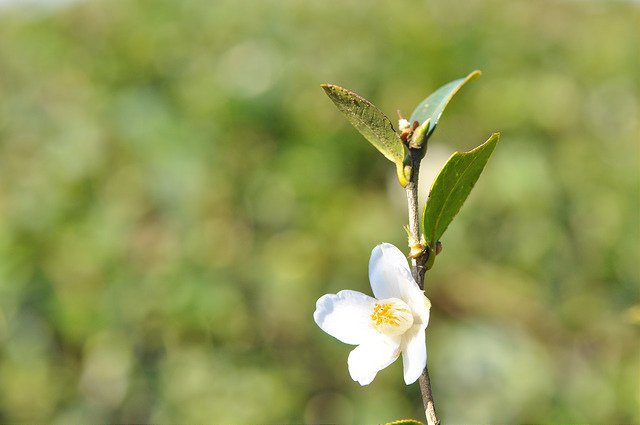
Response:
[405,147,440,425]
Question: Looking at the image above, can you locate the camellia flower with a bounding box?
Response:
[314,243,431,385]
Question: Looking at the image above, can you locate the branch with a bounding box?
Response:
[405,148,440,425]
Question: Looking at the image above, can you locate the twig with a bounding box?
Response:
[405,148,440,425]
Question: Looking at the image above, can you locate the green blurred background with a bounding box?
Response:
[0,0,638,423]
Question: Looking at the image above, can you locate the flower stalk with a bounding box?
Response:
[405,147,440,425]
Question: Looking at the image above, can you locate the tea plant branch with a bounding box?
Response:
[405,147,440,425]
[319,72,497,425]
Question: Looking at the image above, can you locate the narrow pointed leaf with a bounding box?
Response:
[423,132,500,247]
[409,70,481,138]
[321,84,406,164]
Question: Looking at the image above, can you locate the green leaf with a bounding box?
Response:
[423,132,500,247]
[384,420,424,425]
[321,84,406,165]
[409,70,481,139]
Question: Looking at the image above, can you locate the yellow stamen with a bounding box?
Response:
[371,303,400,326]
[370,298,414,336]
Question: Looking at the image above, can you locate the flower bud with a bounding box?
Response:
[409,118,431,149]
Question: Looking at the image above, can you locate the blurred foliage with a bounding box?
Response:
[0,0,638,423]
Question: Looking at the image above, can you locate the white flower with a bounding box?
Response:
[398,118,411,131]
[314,243,432,386]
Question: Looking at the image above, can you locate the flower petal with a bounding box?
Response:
[347,336,401,385]
[314,290,378,345]
[401,325,427,385]
[369,243,418,300]
[404,286,431,327]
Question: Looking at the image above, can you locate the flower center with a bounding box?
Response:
[370,297,414,336]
